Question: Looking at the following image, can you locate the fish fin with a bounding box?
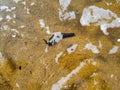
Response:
[43,39,48,44]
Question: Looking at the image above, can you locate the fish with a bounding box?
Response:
[43,32,75,46]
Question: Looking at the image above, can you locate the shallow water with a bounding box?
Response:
[0,0,120,90]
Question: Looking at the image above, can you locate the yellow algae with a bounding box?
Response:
[59,53,90,72]
[62,59,98,89]
[84,73,110,90]
[0,59,28,90]
[26,83,42,90]
[0,82,13,90]
[77,59,98,79]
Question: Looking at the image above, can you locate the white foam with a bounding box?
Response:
[85,42,100,54]
[108,45,119,54]
[67,44,78,54]
[55,51,63,63]
[51,61,86,90]
[80,6,120,35]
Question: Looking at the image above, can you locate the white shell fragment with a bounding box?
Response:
[39,19,45,29]
[85,42,100,54]
[1,25,10,30]
[6,15,12,21]
[11,29,19,38]
[80,6,120,35]
[61,11,76,20]
[45,26,51,34]
[30,2,35,6]
[108,45,119,54]
[45,45,48,53]
[66,44,78,54]
[59,0,71,12]
[55,51,63,63]
[16,83,20,87]
[117,39,120,42]
[59,0,76,21]
[39,19,51,34]
[110,74,114,78]
[98,40,102,49]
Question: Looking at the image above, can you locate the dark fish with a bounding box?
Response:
[43,32,75,46]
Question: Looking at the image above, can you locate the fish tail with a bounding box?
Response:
[62,33,75,39]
